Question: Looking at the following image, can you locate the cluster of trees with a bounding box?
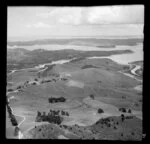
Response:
[119,108,132,113]
[6,102,18,126]
[48,97,66,103]
[35,110,63,125]
[35,109,69,125]
[96,117,113,128]
[125,115,134,119]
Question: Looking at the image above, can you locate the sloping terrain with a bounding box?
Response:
[7,51,143,140]
[23,115,142,140]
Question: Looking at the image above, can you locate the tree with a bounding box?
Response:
[97,108,104,114]
[119,108,126,113]
[121,114,125,122]
[35,111,42,122]
[42,112,47,121]
[61,110,65,115]
[128,109,132,113]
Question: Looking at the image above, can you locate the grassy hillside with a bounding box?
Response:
[23,115,142,140]
[7,48,132,73]
[7,53,143,140]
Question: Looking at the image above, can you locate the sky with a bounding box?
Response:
[7,5,144,41]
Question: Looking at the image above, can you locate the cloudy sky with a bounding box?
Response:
[8,5,144,40]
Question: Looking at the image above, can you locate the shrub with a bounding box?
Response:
[7,89,13,92]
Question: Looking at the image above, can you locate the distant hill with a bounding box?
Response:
[7,38,143,47]
[7,48,132,73]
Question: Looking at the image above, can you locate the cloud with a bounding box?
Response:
[86,5,144,24]
[37,7,82,25]
[36,6,144,25]
[26,22,51,28]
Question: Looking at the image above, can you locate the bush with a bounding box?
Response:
[17,86,21,89]
[90,94,94,100]
[125,116,133,119]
